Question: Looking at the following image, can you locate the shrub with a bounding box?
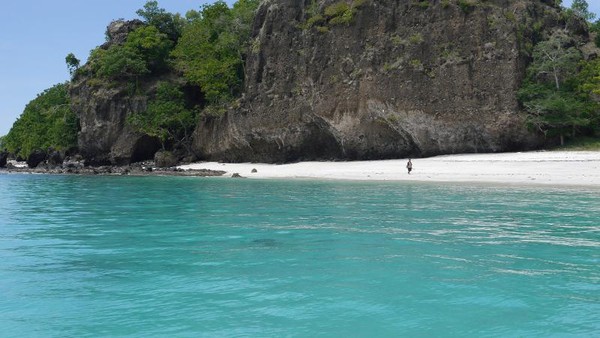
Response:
[325,2,355,25]
[409,33,423,44]
[414,1,429,9]
[458,0,477,14]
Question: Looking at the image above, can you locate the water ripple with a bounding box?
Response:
[0,175,598,336]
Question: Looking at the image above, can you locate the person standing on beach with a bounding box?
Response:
[406,159,413,174]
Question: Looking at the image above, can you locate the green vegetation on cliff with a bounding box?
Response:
[519,1,600,146]
[172,0,259,104]
[128,82,195,150]
[88,25,173,82]
[81,0,259,149]
[3,83,77,157]
[4,0,600,163]
[136,0,184,42]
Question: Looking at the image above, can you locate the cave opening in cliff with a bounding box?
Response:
[130,135,161,163]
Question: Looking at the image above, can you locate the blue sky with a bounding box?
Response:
[0,0,598,136]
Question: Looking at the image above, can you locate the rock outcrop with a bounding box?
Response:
[192,0,559,162]
[154,150,178,168]
[70,20,161,166]
[26,149,47,168]
[0,150,7,168]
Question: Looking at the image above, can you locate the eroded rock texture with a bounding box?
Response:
[192,0,554,162]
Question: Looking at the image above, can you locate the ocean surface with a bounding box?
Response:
[0,174,599,337]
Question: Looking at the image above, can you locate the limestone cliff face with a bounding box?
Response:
[192,0,557,162]
[70,20,160,165]
[70,81,160,165]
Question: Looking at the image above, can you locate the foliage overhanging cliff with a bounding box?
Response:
[3,0,600,166]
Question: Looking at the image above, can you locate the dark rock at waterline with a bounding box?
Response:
[154,150,178,168]
[26,150,47,168]
[251,168,257,173]
[62,158,85,170]
[0,150,7,168]
[47,151,64,167]
[232,173,243,178]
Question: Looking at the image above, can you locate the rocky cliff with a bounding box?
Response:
[70,0,591,165]
[192,0,565,162]
[70,20,161,165]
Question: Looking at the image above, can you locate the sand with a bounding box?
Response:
[179,151,600,187]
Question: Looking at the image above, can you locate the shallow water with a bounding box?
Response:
[0,174,599,337]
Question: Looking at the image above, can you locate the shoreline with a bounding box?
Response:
[0,162,225,177]
[179,151,600,187]
[3,150,599,187]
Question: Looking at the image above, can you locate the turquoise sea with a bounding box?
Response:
[0,174,598,337]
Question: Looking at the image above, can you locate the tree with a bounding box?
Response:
[128,82,195,149]
[528,32,581,91]
[575,58,600,134]
[125,25,173,72]
[172,0,259,104]
[519,85,593,144]
[96,45,149,80]
[92,25,172,81]
[65,53,80,76]
[4,83,77,157]
[519,32,598,145]
[570,0,596,22]
[136,0,184,42]
[578,58,600,95]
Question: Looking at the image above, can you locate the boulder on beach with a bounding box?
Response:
[154,150,178,168]
[26,150,47,168]
[47,150,64,167]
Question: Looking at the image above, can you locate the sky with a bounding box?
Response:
[0,0,599,136]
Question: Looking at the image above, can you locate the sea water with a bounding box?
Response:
[0,174,598,337]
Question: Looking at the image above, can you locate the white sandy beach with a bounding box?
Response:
[179,151,600,187]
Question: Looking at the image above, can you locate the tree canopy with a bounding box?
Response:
[136,0,184,42]
[3,83,78,157]
[90,24,172,81]
[127,82,195,149]
[570,0,596,22]
[65,53,80,76]
[172,0,259,104]
[519,31,599,145]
